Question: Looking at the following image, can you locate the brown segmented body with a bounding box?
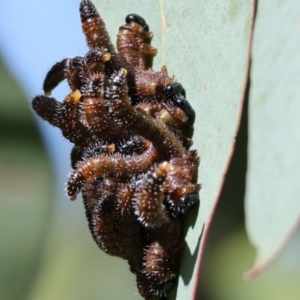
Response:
[31,1,200,299]
[117,21,157,70]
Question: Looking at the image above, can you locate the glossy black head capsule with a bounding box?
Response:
[164,82,195,125]
[125,14,149,31]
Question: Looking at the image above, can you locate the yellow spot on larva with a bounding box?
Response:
[73,89,82,103]
[102,53,111,61]
[108,143,116,153]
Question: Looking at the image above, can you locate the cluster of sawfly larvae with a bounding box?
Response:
[32,1,200,299]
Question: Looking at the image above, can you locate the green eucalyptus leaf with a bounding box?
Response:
[23,0,253,299]
[245,0,300,278]
[0,57,54,300]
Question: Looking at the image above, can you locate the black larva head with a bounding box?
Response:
[164,82,195,125]
[164,82,187,106]
[125,14,149,31]
[164,82,186,100]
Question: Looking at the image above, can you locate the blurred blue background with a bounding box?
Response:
[0,1,299,300]
[0,1,139,299]
[0,0,84,192]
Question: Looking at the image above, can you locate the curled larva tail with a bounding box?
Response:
[43,58,68,96]
[32,92,92,146]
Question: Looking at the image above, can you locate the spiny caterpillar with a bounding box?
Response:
[32,1,200,299]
